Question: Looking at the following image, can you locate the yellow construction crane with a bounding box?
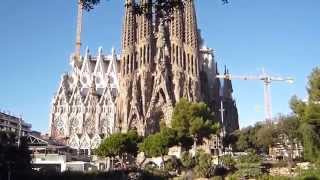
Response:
[217,69,294,123]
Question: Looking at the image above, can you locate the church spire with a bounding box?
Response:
[121,0,137,75]
[170,0,184,42]
[137,0,153,67]
[223,66,233,99]
[122,0,136,51]
[184,0,198,49]
[183,0,199,76]
[137,0,152,42]
[169,0,184,68]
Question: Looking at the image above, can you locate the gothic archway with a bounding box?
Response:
[55,117,65,136]
[70,118,80,134]
[129,114,139,131]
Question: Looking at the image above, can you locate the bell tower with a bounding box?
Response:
[117,0,138,133]
[183,0,201,101]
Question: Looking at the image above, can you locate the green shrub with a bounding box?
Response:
[211,176,223,180]
[237,152,262,164]
[234,163,263,178]
[164,157,181,174]
[219,154,236,170]
[297,168,320,180]
[258,174,292,180]
[180,151,195,169]
[194,150,214,178]
[11,170,167,180]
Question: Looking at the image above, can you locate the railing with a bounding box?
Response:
[33,153,67,162]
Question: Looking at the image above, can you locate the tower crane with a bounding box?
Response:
[75,0,83,58]
[216,69,294,123]
[70,0,84,70]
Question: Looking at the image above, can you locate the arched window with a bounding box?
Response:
[70,118,79,134]
[184,52,186,70]
[176,45,179,66]
[126,55,128,74]
[147,45,150,64]
[56,118,64,135]
[101,118,109,134]
[143,45,146,65]
[191,55,194,74]
[134,52,138,69]
[140,47,142,66]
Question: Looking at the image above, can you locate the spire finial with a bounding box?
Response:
[98,46,103,57]
[215,62,219,74]
[89,80,96,95]
[76,77,82,87]
[111,47,115,56]
[91,79,96,88]
[85,46,90,57]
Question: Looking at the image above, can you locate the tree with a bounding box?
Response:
[256,123,278,151]
[80,0,229,12]
[180,151,195,169]
[235,128,251,151]
[300,123,320,161]
[222,132,238,150]
[237,152,261,164]
[235,124,263,153]
[163,156,181,174]
[234,152,263,179]
[277,115,301,167]
[96,130,141,168]
[219,154,236,171]
[290,67,320,162]
[139,128,177,168]
[307,67,320,102]
[0,132,31,180]
[194,150,214,178]
[234,121,284,154]
[290,95,306,117]
[171,99,219,149]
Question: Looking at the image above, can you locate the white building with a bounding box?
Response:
[49,47,120,153]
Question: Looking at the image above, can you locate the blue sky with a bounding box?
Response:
[0,0,319,132]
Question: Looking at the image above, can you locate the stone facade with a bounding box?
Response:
[49,0,239,151]
[49,48,119,151]
[221,68,240,134]
[117,0,239,135]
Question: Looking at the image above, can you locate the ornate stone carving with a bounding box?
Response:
[116,0,239,136]
[49,0,239,152]
[49,48,119,150]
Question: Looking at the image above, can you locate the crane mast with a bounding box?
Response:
[75,0,83,58]
[263,79,272,122]
[70,0,84,71]
[217,70,294,123]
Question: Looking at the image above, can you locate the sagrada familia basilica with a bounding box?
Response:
[49,0,239,152]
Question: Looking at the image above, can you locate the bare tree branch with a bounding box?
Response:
[80,0,229,12]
